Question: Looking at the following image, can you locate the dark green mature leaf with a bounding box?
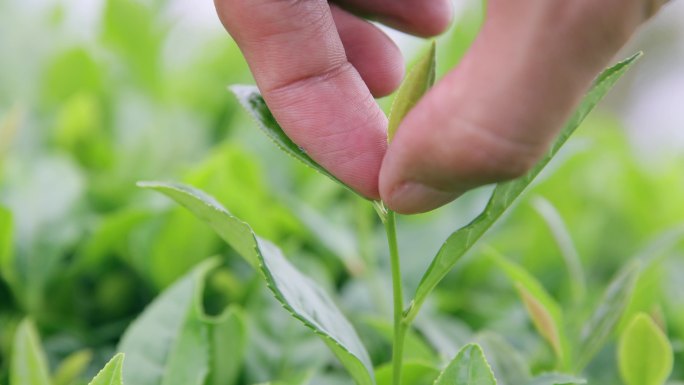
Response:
[488,250,569,369]
[229,86,347,190]
[10,319,51,385]
[618,313,673,385]
[118,258,216,385]
[433,343,497,385]
[88,353,125,385]
[406,53,642,323]
[527,373,586,385]
[139,182,375,385]
[387,42,436,141]
[576,262,640,370]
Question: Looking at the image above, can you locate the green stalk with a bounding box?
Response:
[384,209,407,385]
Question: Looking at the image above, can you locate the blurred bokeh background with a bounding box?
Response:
[0,0,683,384]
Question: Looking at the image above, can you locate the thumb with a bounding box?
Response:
[380,0,651,214]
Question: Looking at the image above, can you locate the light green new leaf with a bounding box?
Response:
[388,42,436,141]
[406,53,642,323]
[117,259,216,385]
[0,206,14,286]
[139,182,374,385]
[10,319,51,385]
[576,262,640,370]
[88,353,124,385]
[53,349,93,385]
[434,343,497,385]
[527,373,586,385]
[229,86,347,190]
[618,313,673,385]
[488,250,569,369]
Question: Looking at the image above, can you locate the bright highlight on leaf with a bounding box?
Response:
[139,182,374,385]
[433,343,497,385]
[618,313,673,385]
[387,41,437,142]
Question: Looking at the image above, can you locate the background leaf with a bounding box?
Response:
[576,262,640,370]
[88,353,124,385]
[488,250,569,369]
[10,318,51,385]
[526,373,586,385]
[433,343,497,385]
[387,42,436,141]
[618,313,673,385]
[139,182,374,385]
[117,259,216,385]
[0,206,13,288]
[406,53,642,323]
[204,306,247,385]
[53,349,92,385]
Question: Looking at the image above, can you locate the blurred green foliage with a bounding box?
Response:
[0,0,682,384]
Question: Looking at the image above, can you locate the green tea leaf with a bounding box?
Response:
[118,258,217,385]
[618,313,673,385]
[204,306,247,385]
[88,353,124,385]
[387,42,436,141]
[433,343,497,385]
[53,349,93,385]
[406,53,642,323]
[229,86,347,190]
[477,332,530,385]
[10,319,51,385]
[488,250,569,369]
[527,373,586,385]
[139,182,374,385]
[0,206,14,286]
[531,196,586,304]
[576,262,640,370]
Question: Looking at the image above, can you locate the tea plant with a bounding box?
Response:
[122,45,657,385]
[4,36,679,385]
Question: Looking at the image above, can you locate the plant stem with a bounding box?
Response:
[384,209,406,385]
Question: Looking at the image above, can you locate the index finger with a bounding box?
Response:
[215,0,388,199]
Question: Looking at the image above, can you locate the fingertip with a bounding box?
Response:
[381,180,460,214]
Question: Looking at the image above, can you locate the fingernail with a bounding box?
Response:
[387,181,459,214]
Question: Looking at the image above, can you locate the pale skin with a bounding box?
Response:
[215,0,668,214]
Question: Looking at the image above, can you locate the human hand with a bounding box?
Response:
[215,0,667,213]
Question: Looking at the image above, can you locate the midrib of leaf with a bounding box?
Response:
[405,53,642,323]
